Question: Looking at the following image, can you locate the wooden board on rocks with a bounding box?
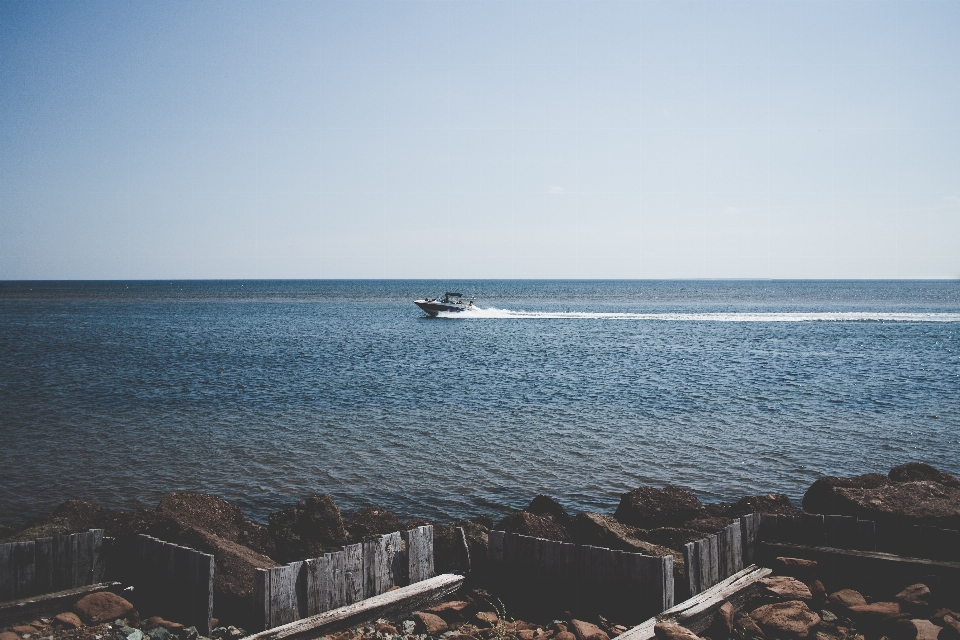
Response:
[0,530,103,603]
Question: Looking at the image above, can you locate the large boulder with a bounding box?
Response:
[802,465,960,530]
[614,486,709,529]
[526,495,572,525]
[494,511,570,542]
[157,493,272,555]
[3,500,109,542]
[571,513,675,557]
[267,495,349,563]
[73,592,135,623]
[342,507,406,543]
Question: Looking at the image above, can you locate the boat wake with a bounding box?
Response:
[436,308,960,322]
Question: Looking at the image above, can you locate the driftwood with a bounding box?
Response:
[242,573,464,640]
[617,565,772,640]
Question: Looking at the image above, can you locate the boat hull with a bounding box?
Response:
[415,300,466,316]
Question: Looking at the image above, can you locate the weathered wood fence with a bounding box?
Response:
[0,530,105,602]
[129,535,215,636]
[684,517,755,597]
[487,531,674,622]
[253,526,435,632]
[758,513,960,561]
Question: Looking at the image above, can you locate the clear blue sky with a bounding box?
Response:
[1,0,958,279]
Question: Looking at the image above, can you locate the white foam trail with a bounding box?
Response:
[436,307,960,322]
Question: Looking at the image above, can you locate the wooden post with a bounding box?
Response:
[403,526,434,585]
[254,568,271,631]
[363,532,402,598]
[684,542,699,597]
[0,543,14,601]
[343,544,363,606]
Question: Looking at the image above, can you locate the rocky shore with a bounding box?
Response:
[2,462,959,638]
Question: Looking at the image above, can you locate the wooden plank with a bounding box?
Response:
[15,541,36,599]
[684,543,697,597]
[240,573,464,640]
[663,554,675,610]
[695,540,709,594]
[90,530,105,584]
[487,530,504,568]
[317,554,334,614]
[200,552,214,637]
[269,566,289,628]
[254,568,270,631]
[69,534,81,590]
[760,514,778,543]
[403,527,434,585]
[174,546,191,625]
[728,521,743,576]
[34,538,54,596]
[708,535,720,588]
[0,543,14,601]
[328,551,345,610]
[637,554,663,615]
[343,544,363,605]
[363,532,402,598]
[0,582,121,626]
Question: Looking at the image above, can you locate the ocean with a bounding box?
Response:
[1,280,958,529]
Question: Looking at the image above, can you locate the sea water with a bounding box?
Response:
[1,280,958,528]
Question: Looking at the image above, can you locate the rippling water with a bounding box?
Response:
[1,280,958,528]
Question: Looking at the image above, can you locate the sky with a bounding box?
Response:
[1,0,958,280]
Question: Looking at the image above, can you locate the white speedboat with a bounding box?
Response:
[414,292,474,316]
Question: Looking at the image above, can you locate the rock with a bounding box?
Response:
[414,612,449,636]
[474,612,498,628]
[614,486,709,529]
[846,602,903,624]
[2,500,109,542]
[749,601,821,638]
[376,623,398,635]
[889,462,960,487]
[526,496,572,525]
[708,602,735,640]
[54,612,83,629]
[268,495,348,564]
[760,577,813,601]
[226,626,245,639]
[642,527,711,550]
[571,514,675,557]
[819,610,837,623]
[116,628,143,640]
[157,493,272,556]
[891,619,942,640]
[734,616,764,639]
[494,511,570,542]
[827,589,867,610]
[401,620,417,635]
[183,627,199,640]
[570,620,610,640]
[895,584,932,615]
[802,466,960,530]
[0,632,19,640]
[554,633,577,640]
[684,517,735,534]
[519,630,536,640]
[707,495,803,519]
[142,618,184,632]
[773,558,818,581]
[74,592,135,623]
[146,628,172,640]
[808,580,826,605]
[610,625,629,636]
[424,601,476,622]
[11,626,39,635]
[653,622,700,640]
[342,507,406,543]
[939,614,960,640]
[435,520,488,575]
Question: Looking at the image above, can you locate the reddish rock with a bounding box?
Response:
[773,558,818,581]
[474,612,499,628]
[414,612,449,636]
[939,614,960,640]
[615,486,709,529]
[157,492,272,554]
[554,633,577,640]
[610,625,629,636]
[54,612,83,629]
[708,602,735,640]
[73,592,135,623]
[519,630,536,640]
[749,601,821,638]
[827,589,867,609]
[735,615,765,639]
[653,622,700,640]
[375,623,398,635]
[891,619,942,640]
[760,576,813,601]
[0,632,20,640]
[846,602,903,624]
[895,584,933,615]
[10,626,39,635]
[142,617,184,631]
[808,580,826,605]
[425,600,476,622]
[570,620,610,640]
[448,636,478,640]
[494,511,570,542]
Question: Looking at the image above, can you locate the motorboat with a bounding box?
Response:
[414,292,474,316]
